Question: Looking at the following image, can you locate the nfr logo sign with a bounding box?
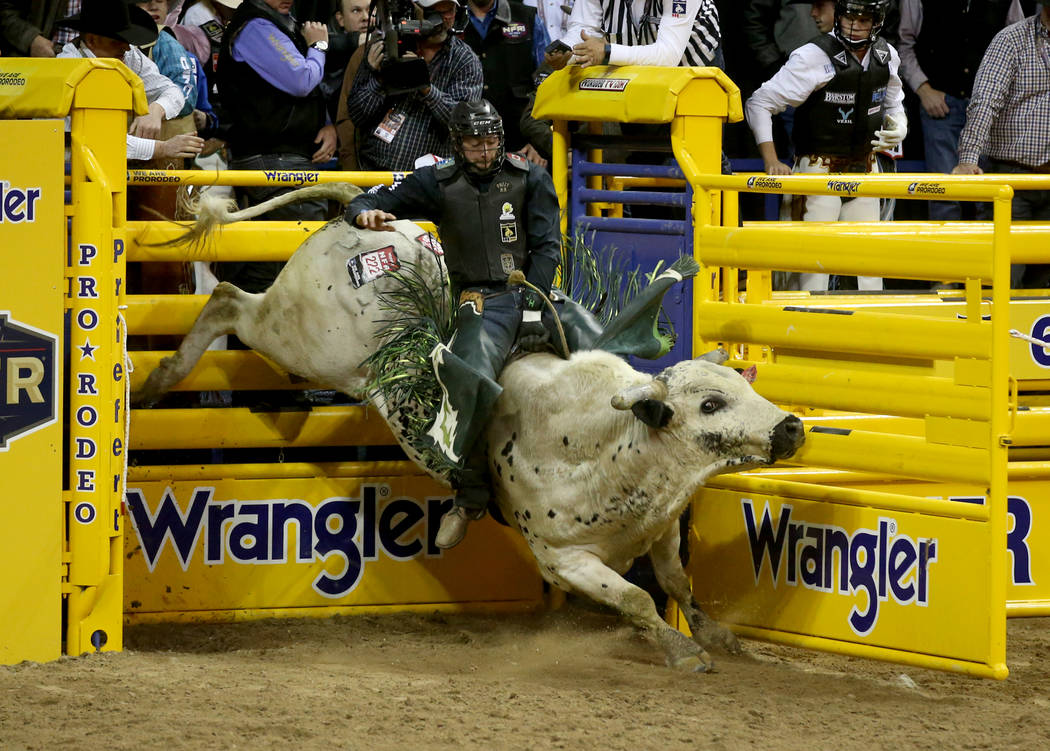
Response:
[0,313,57,449]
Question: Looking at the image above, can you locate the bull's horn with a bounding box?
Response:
[611,379,668,409]
[696,348,728,364]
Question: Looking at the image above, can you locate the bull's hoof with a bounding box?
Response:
[670,654,715,673]
[694,623,742,655]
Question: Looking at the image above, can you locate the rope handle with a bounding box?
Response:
[507,270,570,360]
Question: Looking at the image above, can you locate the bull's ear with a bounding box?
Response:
[741,365,757,384]
[631,399,674,429]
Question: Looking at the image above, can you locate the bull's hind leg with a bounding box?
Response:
[132,282,256,406]
[650,523,741,655]
[543,548,714,672]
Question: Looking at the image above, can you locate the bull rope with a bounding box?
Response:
[507,270,571,360]
[1009,329,1050,349]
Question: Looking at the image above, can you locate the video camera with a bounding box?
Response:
[372,0,444,94]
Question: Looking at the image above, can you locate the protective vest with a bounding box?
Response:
[914,0,1013,99]
[436,155,530,289]
[217,1,327,158]
[459,0,537,150]
[793,34,890,160]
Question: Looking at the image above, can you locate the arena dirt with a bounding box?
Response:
[2,602,1050,750]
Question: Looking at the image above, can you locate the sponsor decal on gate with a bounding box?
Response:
[262,170,320,187]
[746,176,783,190]
[826,179,861,195]
[579,78,630,92]
[741,500,938,637]
[906,182,946,195]
[0,313,57,450]
[128,170,182,184]
[125,484,452,599]
[347,246,400,287]
[0,71,26,87]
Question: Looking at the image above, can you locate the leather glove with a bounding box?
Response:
[518,310,549,352]
[871,112,907,151]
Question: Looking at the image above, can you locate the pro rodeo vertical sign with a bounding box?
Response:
[0,118,64,664]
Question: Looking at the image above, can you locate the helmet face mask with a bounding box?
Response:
[834,0,887,51]
[449,100,505,178]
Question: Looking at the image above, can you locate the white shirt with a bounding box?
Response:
[182,3,219,27]
[58,41,187,161]
[745,34,905,146]
[563,0,709,67]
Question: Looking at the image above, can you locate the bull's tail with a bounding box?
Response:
[161,182,364,251]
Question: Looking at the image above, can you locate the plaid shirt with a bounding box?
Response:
[52,0,80,45]
[347,36,483,171]
[958,14,1050,168]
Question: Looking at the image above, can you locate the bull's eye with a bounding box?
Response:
[700,397,725,415]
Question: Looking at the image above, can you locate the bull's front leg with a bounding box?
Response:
[650,522,741,655]
[540,547,715,672]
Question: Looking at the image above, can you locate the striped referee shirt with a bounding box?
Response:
[563,0,721,67]
[957,13,1050,168]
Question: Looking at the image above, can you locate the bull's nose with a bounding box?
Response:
[771,415,804,460]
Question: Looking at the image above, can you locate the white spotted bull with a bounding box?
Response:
[134,184,804,671]
[487,350,804,671]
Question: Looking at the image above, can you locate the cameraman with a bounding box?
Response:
[346,0,483,170]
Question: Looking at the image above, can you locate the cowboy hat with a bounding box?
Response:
[58,0,159,46]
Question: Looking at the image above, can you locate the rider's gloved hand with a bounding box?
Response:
[518,309,549,352]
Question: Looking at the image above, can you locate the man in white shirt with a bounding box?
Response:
[549,0,721,69]
[57,0,204,161]
[745,0,906,291]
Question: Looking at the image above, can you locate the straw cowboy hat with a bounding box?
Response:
[58,0,159,46]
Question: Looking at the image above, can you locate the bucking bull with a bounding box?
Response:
[134,184,804,672]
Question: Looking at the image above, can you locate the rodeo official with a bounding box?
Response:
[345,99,561,549]
[745,0,907,292]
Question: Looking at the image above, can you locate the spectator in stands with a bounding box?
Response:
[953,1,1050,288]
[0,0,70,56]
[740,1,822,163]
[130,1,201,225]
[136,1,199,121]
[744,0,821,87]
[745,0,906,291]
[57,0,204,163]
[460,0,547,164]
[550,0,721,68]
[900,0,1028,222]
[523,0,568,53]
[320,0,368,121]
[216,0,334,293]
[345,0,483,170]
[168,1,239,98]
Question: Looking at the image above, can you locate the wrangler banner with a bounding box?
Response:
[124,473,544,620]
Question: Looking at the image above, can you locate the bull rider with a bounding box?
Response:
[345,99,561,549]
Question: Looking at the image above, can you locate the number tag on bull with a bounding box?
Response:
[416,232,443,256]
[347,246,400,287]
